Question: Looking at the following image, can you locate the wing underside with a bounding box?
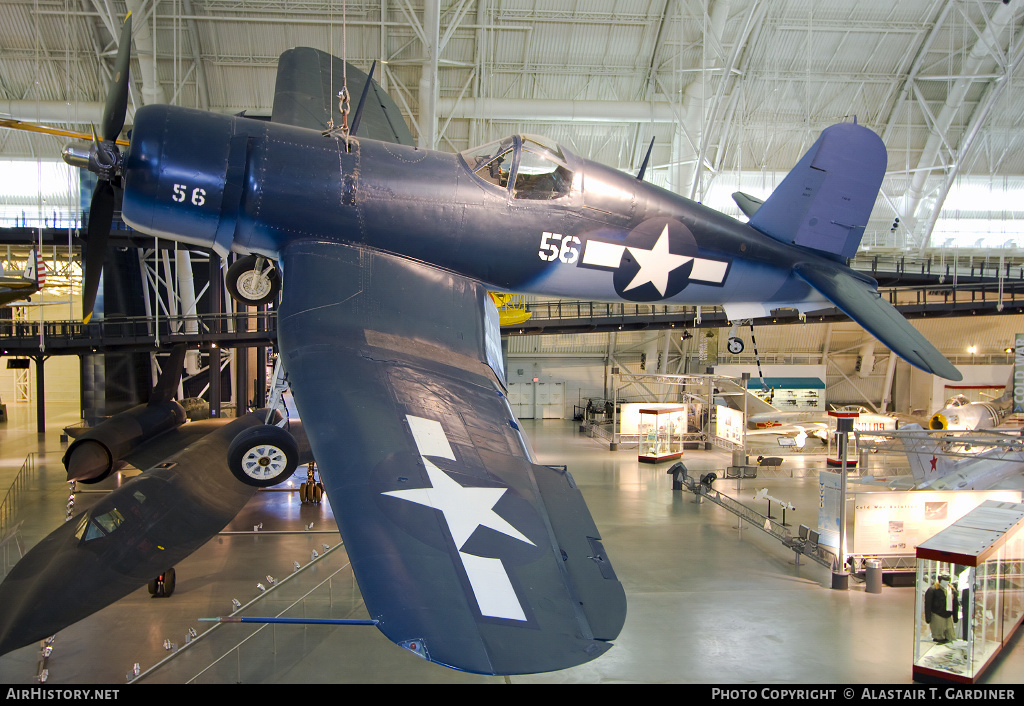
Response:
[276,240,626,675]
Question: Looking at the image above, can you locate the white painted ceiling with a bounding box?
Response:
[3,1,1024,250]
[4,1,1024,401]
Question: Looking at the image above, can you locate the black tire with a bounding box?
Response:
[226,255,280,306]
[227,425,298,488]
[162,567,176,597]
[148,568,176,597]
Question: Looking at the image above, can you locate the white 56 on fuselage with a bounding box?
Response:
[538,232,581,264]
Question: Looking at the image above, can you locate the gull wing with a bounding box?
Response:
[276,241,626,675]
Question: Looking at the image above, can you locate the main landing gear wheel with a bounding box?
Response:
[228,425,298,488]
[226,255,280,306]
[148,568,176,597]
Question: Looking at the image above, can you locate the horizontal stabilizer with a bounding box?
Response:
[793,262,961,381]
[749,122,886,261]
[732,191,763,219]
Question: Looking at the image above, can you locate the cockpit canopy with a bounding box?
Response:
[460,134,574,200]
[943,395,970,408]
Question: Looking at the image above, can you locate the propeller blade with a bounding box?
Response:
[82,181,115,323]
[101,13,132,144]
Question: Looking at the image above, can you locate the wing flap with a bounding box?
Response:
[530,464,623,640]
[277,240,625,675]
[794,262,961,381]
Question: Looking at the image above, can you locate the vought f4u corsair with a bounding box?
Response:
[0,13,960,675]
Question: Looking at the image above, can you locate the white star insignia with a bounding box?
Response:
[382,415,535,622]
[624,224,692,296]
[383,460,535,550]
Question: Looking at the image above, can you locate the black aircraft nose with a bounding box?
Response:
[0,520,121,656]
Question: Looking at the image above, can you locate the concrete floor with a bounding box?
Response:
[1,400,1023,684]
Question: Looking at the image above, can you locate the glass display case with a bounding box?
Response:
[913,500,1024,683]
[638,406,686,464]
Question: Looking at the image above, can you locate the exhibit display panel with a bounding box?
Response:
[854,490,1023,555]
[913,500,1024,683]
[637,406,686,463]
[715,405,743,446]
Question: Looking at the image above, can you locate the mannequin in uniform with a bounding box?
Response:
[924,575,959,643]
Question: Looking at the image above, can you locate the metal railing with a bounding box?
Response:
[0,311,277,353]
[0,453,35,543]
[132,541,360,684]
[673,464,837,571]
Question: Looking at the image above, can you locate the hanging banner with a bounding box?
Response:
[1015,333,1024,413]
[817,470,843,551]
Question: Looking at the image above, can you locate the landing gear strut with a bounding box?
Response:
[299,462,325,504]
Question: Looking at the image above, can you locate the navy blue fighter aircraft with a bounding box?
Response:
[0,11,961,675]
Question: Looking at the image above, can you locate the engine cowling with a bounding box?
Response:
[121,104,238,254]
[929,402,1002,431]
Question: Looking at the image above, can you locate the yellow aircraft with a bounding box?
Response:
[489,291,532,326]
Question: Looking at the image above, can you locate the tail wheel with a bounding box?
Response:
[226,255,280,306]
[228,425,298,488]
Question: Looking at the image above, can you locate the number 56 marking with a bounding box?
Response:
[538,231,580,264]
[172,183,206,206]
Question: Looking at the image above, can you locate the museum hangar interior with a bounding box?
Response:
[2,0,1024,685]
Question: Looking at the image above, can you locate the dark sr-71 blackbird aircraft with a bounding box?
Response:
[2,12,961,674]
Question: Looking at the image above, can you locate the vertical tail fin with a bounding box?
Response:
[747,122,887,261]
[896,424,952,487]
[24,249,44,286]
[148,345,188,406]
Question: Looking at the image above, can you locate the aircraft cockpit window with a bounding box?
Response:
[462,138,514,188]
[514,146,573,200]
[945,395,969,407]
[94,508,126,534]
[461,135,574,198]
[76,507,127,543]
